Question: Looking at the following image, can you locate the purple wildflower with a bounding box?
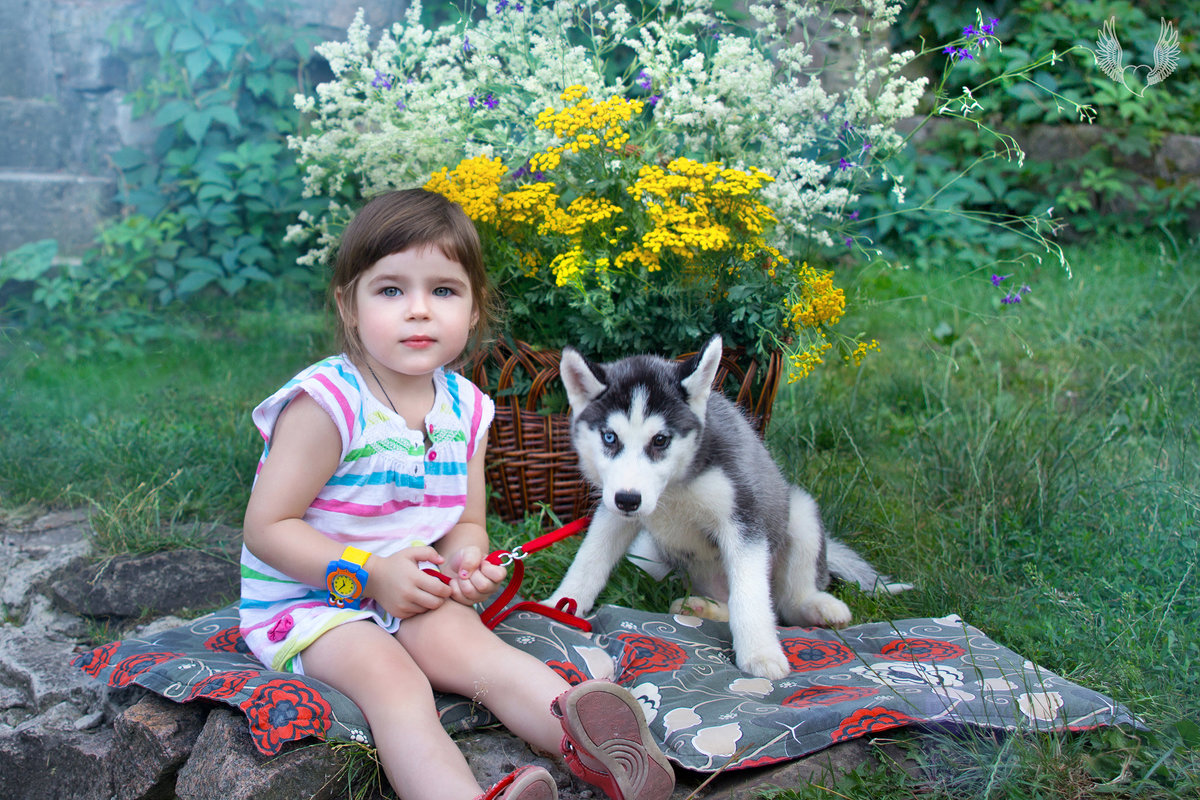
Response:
[991,273,1009,287]
[847,209,859,220]
[372,70,392,90]
[514,2,524,10]
[963,24,977,38]
[838,157,853,171]
[844,236,853,247]
[396,99,406,111]
[861,141,871,153]
[647,94,661,106]
[467,95,477,109]
[1001,292,1022,304]
[981,17,999,35]
[496,0,509,10]
[484,93,499,109]
[463,36,472,52]
[638,70,653,90]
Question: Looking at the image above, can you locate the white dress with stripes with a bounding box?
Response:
[238,355,494,672]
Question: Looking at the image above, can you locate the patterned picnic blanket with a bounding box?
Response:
[73,602,1139,771]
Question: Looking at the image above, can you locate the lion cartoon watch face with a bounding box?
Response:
[326,548,370,609]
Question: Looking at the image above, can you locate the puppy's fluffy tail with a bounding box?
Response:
[827,539,913,595]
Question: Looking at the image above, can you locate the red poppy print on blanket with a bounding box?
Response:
[781,637,856,671]
[203,626,244,653]
[878,638,966,661]
[73,641,121,677]
[185,669,259,702]
[613,632,688,680]
[109,652,184,687]
[240,677,332,755]
[831,707,922,742]
[783,685,879,708]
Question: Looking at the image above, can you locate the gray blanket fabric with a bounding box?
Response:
[74,602,1139,771]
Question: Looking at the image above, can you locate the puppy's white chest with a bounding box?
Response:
[644,468,735,559]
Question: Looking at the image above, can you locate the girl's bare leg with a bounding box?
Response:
[300,620,483,800]
[397,600,572,756]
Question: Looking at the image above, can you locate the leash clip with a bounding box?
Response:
[489,544,528,568]
[494,545,527,566]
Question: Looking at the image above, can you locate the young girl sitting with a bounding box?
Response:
[238,189,675,800]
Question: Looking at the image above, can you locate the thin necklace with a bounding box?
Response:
[365,363,400,415]
[365,362,433,447]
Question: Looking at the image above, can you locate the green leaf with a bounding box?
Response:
[109,147,148,170]
[179,256,222,276]
[172,27,204,52]
[176,270,215,295]
[238,265,272,282]
[153,99,193,127]
[209,104,240,130]
[153,25,174,56]
[212,28,248,47]
[185,48,213,80]
[208,43,235,70]
[0,239,59,282]
[183,109,213,143]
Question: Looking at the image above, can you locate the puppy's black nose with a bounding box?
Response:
[614,491,641,513]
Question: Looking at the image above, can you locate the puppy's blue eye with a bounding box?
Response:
[601,430,617,445]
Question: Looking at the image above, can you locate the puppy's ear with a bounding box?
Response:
[560,347,607,413]
[679,335,722,416]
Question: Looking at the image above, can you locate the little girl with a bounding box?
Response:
[238,189,674,800]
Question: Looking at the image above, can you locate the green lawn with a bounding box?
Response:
[1,233,1196,797]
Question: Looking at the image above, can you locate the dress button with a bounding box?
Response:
[428,450,437,460]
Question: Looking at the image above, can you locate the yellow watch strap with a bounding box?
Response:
[341,545,370,566]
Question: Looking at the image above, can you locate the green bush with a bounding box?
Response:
[862,0,1200,257]
[106,0,325,302]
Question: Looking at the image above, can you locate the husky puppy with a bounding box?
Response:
[548,335,908,679]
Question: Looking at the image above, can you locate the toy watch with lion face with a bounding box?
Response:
[326,546,370,609]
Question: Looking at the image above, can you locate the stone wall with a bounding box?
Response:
[0,0,408,257]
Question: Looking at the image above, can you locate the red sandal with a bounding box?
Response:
[552,681,675,800]
[475,765,557,800]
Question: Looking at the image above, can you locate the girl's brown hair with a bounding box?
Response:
[331,189,500,366]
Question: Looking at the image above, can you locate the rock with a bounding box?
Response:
[0,611,106,724]
[457,727,590,798]
[175,707,346,800]
[0,718,116,800]
[50,548,239,619]
[0,506,91,615]
[0,507,893,799]
[111,695,207,800]
[678,739,921,799]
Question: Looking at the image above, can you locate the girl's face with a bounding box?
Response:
[339,247,478,388]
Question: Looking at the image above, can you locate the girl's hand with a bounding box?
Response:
[446,545,508,605]
[367,546,454,619]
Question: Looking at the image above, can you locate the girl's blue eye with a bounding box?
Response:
[382,287,400,297]
[433,286,453,297]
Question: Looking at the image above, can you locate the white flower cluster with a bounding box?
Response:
[288,0,928,265]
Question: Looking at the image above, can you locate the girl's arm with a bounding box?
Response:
[433,433,508,603]
[243,392,452,617]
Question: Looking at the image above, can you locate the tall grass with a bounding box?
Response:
[761,234,1199,797]
[1,234,1196,796]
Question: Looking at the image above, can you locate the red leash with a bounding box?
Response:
[423,517,593,632]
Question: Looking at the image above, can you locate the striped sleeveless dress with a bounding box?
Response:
[238,355,494,672]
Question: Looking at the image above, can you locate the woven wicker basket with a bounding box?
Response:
[470,340,784,524]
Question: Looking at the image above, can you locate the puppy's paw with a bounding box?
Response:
[669,595,730,621]
[736,647,790,680]
[547,589,595,616]
[804,592,852,629]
